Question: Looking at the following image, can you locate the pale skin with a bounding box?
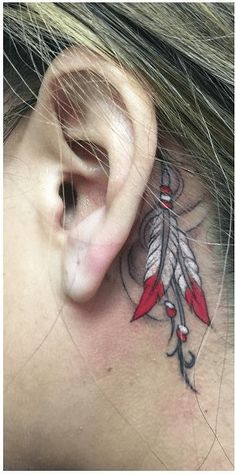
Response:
[4,48,233,470]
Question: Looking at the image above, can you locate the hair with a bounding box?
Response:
[3,3,234,283]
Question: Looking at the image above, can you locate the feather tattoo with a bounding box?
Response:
[175,232,210,325]
[131,209,179,320]
[128,163,210,391]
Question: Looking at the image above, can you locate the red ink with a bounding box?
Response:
[185,281,210,325]
[131,275,164,321]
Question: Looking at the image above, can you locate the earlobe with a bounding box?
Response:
[29,47,157,303]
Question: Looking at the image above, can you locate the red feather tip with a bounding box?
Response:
[185,281,210,325]
[131,275,164,321]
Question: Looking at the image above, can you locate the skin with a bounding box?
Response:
[4,118,233,470]
[4,50,233,469]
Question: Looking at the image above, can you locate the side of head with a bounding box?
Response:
[4,4,233,471]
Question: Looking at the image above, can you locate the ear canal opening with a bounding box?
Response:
[59,179,78,229]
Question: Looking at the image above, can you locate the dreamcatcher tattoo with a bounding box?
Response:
[122,162,210,392]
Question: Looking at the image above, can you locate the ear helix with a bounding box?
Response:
[29,47,157,303]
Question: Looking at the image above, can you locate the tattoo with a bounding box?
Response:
[121,163,210,392]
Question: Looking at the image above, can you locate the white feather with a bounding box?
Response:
[175,262,187,293]
[145,210,179,289]
[175,231,201,296]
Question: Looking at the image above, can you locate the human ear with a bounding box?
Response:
[27,47,157,303]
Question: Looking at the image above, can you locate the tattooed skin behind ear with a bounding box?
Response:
[121,157,211,392]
